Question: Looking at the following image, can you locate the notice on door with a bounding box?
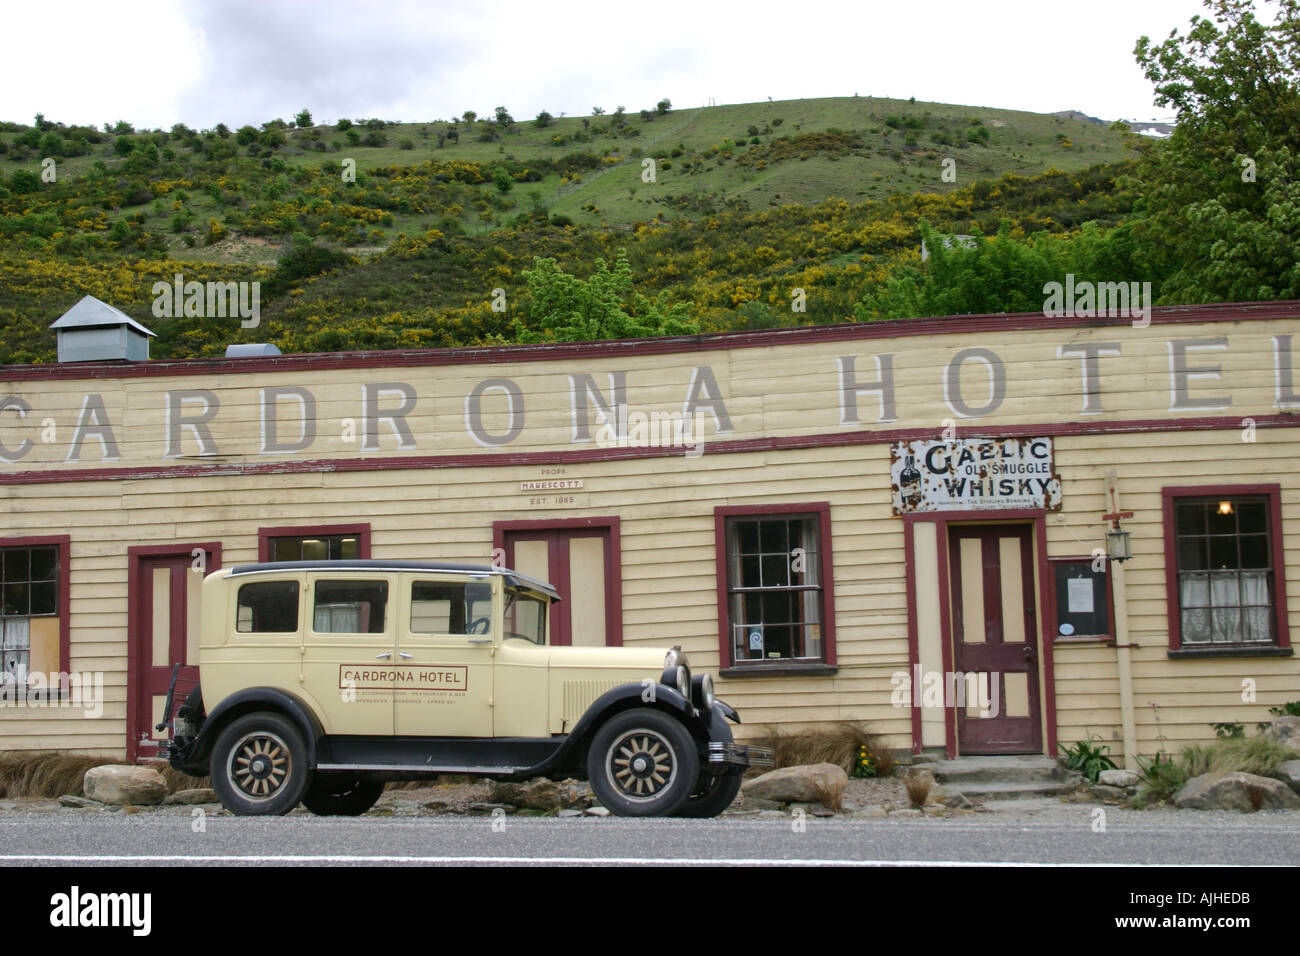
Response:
[891,437,1062,514]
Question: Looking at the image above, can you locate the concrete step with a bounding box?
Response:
[911,755,1063,785]
[941,780,1074,802]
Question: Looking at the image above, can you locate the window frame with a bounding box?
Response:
[258,523,372,563]
[1162,484,1292,657]
[713,502,837,676]
[0,534,71,696]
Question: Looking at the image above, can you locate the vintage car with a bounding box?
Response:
[164,560,771,817]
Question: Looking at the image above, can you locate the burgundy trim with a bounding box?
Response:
[126,542,221,763]
[1036,520,1058,758]
[492,517,623,647]
[902,519,923,754]
[0,534,71,694]
[10,412,1296,487]
[1160,484,1290,651]
[257,523,372,562]
[712,502,837,670]
[6,300,1298,383]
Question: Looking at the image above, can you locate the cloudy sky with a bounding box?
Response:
[0,0,1248,130]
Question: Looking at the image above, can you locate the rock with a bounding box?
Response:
[1273,760,1300,794]
[742,796,783,811]
[810,805,835,817]
[853,806,889,819]
[1175,771,1300,811]
[1265,716,1300,751]
[1089,784,1127,801]
[584,806,611,817]
[488,777,589,811]
[758,810,786,818]
[841,801,859,813]
[1099,769,1139,788]
[164,788,217,805]
[557,808,583,818]
[941,790,974,809]
[82,765,166,806]
[890,808,923,818]
[741,763,848,809]
[421,800,451,812]
[59,794,102,809]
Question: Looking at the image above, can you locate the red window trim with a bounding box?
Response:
[1046,554,1116,643]
[492,517,623,646]
[1161,484,1290,651]
[0,534,71,695]
[257,523,372,562]
[713,502,837,670]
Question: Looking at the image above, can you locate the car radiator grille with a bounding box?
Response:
[562,680,625,726]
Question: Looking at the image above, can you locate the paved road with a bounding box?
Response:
[2,806,1298,866]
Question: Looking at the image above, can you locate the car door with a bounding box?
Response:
[393,572,496,737]
[303,573,395,736]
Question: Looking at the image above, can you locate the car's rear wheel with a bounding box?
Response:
[210,713,311,816]
[587,708,699,817]
[674,768,743,817]
[302,774,384,816]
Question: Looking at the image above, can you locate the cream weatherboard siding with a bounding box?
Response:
[2,302,1298,762]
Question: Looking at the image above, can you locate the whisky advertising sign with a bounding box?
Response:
[890,437,1062,514]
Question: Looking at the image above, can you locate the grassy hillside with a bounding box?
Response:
[0,95,1140,363]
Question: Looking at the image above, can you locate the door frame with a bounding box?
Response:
[902,510,1056,759]
[492,517,622,646]
[126,542,221,762]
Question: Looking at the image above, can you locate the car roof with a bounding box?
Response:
[225,560,561,600]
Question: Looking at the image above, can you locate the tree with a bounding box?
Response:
[462,110,477,124]
[513,251,700,343]
[592,106,605,116]
[1128,0,1300,302]
[295,108,313,128]
[494,106,513,126]
[535,110,553,128]
[492,165,514,194]
[656,98,672,115]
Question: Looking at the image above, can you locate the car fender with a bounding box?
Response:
[528,682,701,776]
[196,687,326,769]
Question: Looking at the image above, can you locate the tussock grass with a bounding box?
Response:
[1180,736,1299,779]
[903,768,934,808]
[0,753,209,799]
[746,722,896,776]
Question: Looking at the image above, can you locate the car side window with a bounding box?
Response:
[410,580,493,635]
[236,580,299,633]
[313,580,388,633]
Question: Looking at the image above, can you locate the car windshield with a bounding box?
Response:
[503,588,547,645]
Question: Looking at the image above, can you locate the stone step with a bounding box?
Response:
[941,780,1074,802]
[911,755,1063,785]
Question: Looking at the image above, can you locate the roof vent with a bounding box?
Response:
[49,295,155,362]
[224,343,282,358]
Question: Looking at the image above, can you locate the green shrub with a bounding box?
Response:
[1134,752,1188,806]
[1058,736,1117,782]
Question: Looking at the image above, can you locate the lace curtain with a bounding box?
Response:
[1179,571,1272,643]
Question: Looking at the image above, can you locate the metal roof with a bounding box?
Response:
[224,559,561,600]
[49,295,156,337]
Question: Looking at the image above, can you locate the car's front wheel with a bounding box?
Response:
[674,768,743,817]
[587,708,700,817]
[302,774,384,816]
[210,713,312,816]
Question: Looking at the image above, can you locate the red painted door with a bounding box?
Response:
[502,528,619,646]
[948,525,1042,754]
[128,546,218,761]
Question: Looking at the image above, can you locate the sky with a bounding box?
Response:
[0,0,1249,131]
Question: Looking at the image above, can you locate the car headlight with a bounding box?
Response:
[662,647,691,699]
[691,672,715,713]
